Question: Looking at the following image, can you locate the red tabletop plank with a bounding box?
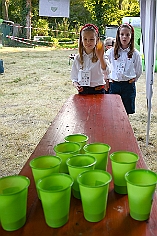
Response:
[1,94,156,236]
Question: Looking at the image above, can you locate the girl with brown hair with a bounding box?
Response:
[106,23,142,115]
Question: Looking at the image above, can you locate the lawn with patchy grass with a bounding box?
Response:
[0,47,157,176]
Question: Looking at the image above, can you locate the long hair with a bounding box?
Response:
[78,24,99,68]
[114,24,135,60]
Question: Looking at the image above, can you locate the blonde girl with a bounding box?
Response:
[71,23,110,94]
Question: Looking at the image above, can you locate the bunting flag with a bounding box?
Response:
[140,0,157,145]
[39,0,70,17]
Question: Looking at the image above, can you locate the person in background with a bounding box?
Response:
[104,37,115,93]
[105,23,142,116]
[104,37,115,52]
[70,23,110,94]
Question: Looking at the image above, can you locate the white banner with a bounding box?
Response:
[39,0,70,17]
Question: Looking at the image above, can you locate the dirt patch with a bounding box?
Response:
[0,47,156,176]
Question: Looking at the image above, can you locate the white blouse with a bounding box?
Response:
[105,47,142,82]
[70,51,110,87]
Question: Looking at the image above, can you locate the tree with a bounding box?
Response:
[69,0,92,31]
[2,0,9,20]
[0,0,140,40]
[26,0,31,39]
[118,0,123,10]
[93,0,105,34]
[84,0,118,35]
[84,0,140,34]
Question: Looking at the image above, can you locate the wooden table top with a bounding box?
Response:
[1,94,156,236]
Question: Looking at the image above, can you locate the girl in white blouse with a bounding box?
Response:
[70,23,110,94]
[106,23,142,115]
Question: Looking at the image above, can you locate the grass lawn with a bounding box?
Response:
[0,47,157,176]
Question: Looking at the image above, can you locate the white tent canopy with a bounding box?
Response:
[140,0,157,146]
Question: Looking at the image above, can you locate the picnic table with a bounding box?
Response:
[0,94,157,236]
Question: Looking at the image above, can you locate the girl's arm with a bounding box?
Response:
[95,45,106,70]
[95,46,111,76]
[134,51,143,81]
[70,56,79,83]
[70,56,83,92]
[73,81,83,92]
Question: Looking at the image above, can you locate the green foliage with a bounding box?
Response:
[83,0,119,35]
[51,18,70,38]
[32,19,49,37]
[51,38,59,47]
[84,0,140,34]
[33,36,77,49]
[21,0,30,24]
[69,0,92,30]
[123,1,140,17]
[59,42,78,49]
[48,18,77,41]
[7,0,23,23]
[0,0,140,46]
[58,38,73,43]
[2,0,141,29]
[39,36,52,42]
[35,36,53,47]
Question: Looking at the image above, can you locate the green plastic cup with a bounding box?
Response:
[110,151,139,194]
[53,142,81,173]
[37,173,73,228]
[0,175,30,231]
[77,170,112,222]
[64,133,88,153]
[125,169,157,221]
[66,154,97,199]
[29,155,62,199]
[83,143,111,170]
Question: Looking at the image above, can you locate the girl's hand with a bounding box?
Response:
[95,40,107,70]
[129,78,135,83]
[95,41,104,60]
[104,79,109,91]
[73,82,83,92]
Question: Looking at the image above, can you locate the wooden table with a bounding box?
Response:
[1,94,157,236]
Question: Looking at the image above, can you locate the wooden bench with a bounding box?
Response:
[1,94,156,236]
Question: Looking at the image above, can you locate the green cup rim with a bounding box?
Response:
[66,154,97,168]
[0,175,30,196]
[110,151,139,163]
[64,133,89,142]
[83,142,111,154]
[77,169,112,188]
[29,155,62,170]
[36,173,74,192]
[53,142,81,154]
[125,168,157,186]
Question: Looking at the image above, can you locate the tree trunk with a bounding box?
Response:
[26,0,31,39]
[118,0,123,10]
[2,0,9,20]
